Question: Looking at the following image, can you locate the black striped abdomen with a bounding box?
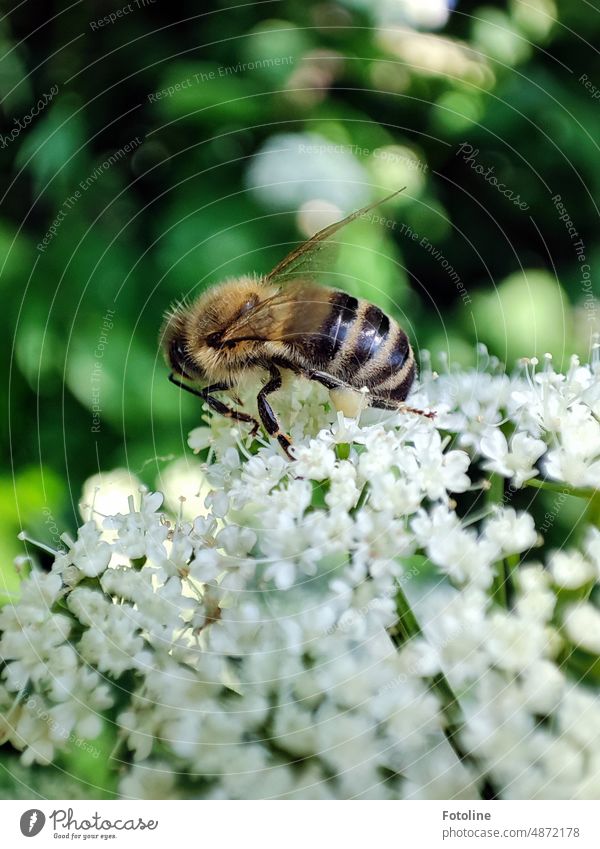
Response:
[309,290,359,367]
[310,291,415,403]
[363,321,415,402]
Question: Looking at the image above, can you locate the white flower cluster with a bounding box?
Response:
[2,351,600,799]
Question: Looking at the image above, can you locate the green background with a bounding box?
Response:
[1,0,599,584]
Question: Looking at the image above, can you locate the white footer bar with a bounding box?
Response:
[2,799,598,849]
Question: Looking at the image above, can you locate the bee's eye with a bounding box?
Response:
[206,332,222,348]
[169,338,198,376]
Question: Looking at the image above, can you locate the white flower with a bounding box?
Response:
[325,462,359,511]
[484,611,548,673]
[188,548,222,583]
[56,521,112,577]
[514,573,556,623]
[520,660,564,715]
[187,426,213,453]
[412,505,496,587]
[15,702,57,766]
[557,688,600,749]
[260,511,323,589]
[544,405,600,487]
[216,525,257,557]
[353,509,413,581]
[264,478,312,519]
[0,609,72,691]
[369,472,421,515]
[516,563,554,598]
[484,508,537,556]
[397,638,441,678]
[272,703,317,756]
[319,411,366,447]
[548,550,595,589]
[67,587,112,627]
[7,353,600,801]
[480,428,546,487]
[7,571,62,617]
[147,531,194,578]
[292,439,336,479]
[357,428,402,478]
[564,603,600,654]
[412,502,459,546]
[411,429,471,498]
[77,605,145,677]
[119,762,178,799]
[228,452,287,506]
[585,527,600,578]
[204,490,229,519]
[103,491,167,559]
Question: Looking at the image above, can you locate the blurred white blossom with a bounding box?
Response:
[342,0,452,30]
[246,132,370,212]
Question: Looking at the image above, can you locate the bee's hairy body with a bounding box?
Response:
[170,278,415,399]
[161,191,429,458]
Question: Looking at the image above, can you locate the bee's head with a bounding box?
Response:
[160,304,206,381]
[160,277,271,382]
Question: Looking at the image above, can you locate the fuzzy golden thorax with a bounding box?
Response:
[161,276,279,383]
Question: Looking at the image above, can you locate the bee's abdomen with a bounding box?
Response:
[318,291,359,359]
[315,291,415,403]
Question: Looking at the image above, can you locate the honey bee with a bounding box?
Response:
[161,189,432,458]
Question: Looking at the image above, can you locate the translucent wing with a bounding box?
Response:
[219,279,332,344]
[266,187,406,284]
[220,188,405,344]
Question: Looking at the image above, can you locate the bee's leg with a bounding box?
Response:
[399,405,436,419]
[202,391,262,433]
[168,374,259,434]
[371,395,435,419]
[305,374,435,420]
[306,370,347,390]
[369,396,396,411]
[256,366,293,459]
[272,361,348,393]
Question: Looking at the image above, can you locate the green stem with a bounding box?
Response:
[585,491,600,529]
[504,554,519,607]
[524,477,596,500]
[488,474,509,608]
[493,570,508,608]
[488,473,505,502]
[108,730,128,763]
[395,583,422,641]
[393,583,490,782]
[351,483,369,514]
[492,556,519,611]
[462,506,495,527]
[526,477,600,530]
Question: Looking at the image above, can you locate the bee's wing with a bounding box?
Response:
[220,188,405,344]
[265,187,406,285]
[219,279,332,343]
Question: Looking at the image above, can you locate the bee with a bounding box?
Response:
[161,189,432,458]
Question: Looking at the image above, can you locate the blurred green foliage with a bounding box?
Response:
[1,0,599,572]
